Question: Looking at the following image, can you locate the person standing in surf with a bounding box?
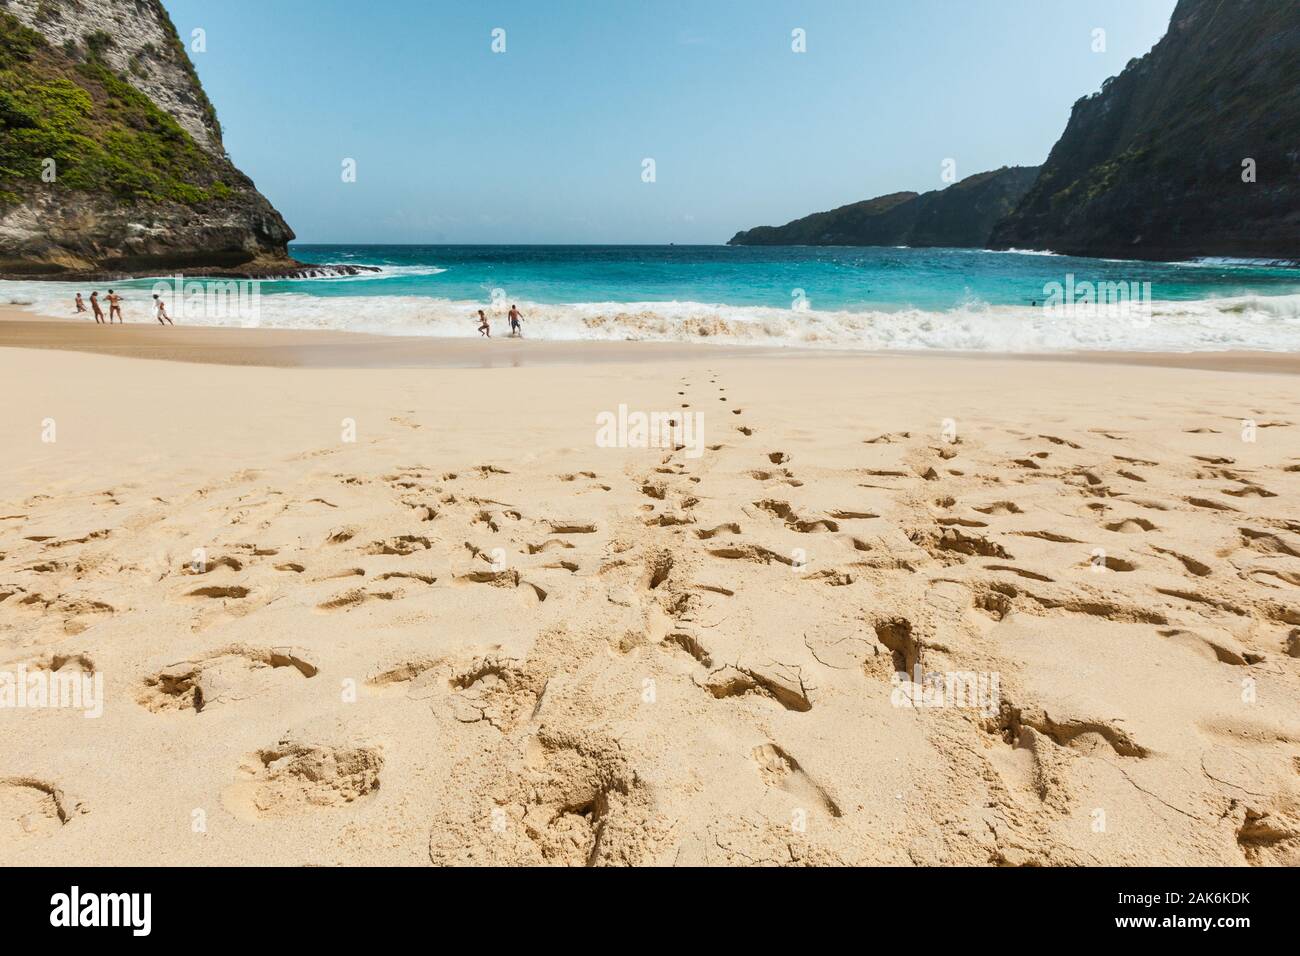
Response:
[89,291,105,324]
[476,309,491,337]
[153,294,174,326]
[507,304,523,337]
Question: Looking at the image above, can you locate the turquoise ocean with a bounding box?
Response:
[5,244,1300,352]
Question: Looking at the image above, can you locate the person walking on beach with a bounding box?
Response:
[476,309,491,337]
[89,291,105,324]
[106,289,123,323]
[507,304,523,337]
[153,294,173,326]
[74,293,87,315]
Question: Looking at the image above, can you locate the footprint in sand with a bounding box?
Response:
[317,587,399,610]
[1223,484,1276,499]
[1082,554,1137,572]
[365,657,443,697]
[754,499,838,533]
[661,630,715,667]
[0,778,85,838]
[430,729,652,867]
[695,522,741,540]
[446,656,548,731]
[223,739,384,820]
[701,661,812,712]
[1104,518,1157,533]
[751,743,841,817]
[544,519,598,535]
[1151,547,1212,577]
[364,535,432,556]
[186,585,250,599]
[1185,496,1241,513]
[986,564,1053,583]
[138,645,318,713]
[990,704,1150,759]
[26,651,96,674]
[183,554,243,574]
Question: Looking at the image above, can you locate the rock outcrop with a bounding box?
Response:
[727,166,1040,248]
[990,0,1300,261]
[0,0,357,278]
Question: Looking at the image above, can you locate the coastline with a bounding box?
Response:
[4,307,1300,375]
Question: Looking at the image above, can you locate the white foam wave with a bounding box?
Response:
[5,281,1299,353]
[277,264,449,282]
[1174,257,1298,269]
[980,247,1063,257]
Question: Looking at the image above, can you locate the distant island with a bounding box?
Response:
[733,0,1298,263]
[728,166,1039,249]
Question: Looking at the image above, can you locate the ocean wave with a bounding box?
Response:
[979,247,1062,257]
[277,264,450,281]
[1174,257,1298,269]
[6,281,1299,352]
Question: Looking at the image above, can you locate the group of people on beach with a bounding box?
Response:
[74,291,173,325]
[476,304,524,338]
[73,290,526,336]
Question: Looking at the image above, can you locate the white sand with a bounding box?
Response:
[2,323,1298,866]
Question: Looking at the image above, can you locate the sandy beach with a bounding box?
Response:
[2,312,1298,866]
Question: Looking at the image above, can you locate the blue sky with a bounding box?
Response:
[162,0,1177,244]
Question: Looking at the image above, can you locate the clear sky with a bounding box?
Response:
[161,0,1178,245]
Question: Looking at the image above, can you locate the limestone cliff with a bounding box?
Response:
[0,0,331,278]
[990,0,1300,261]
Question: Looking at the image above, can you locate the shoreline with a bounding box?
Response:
[3,307,1299,375]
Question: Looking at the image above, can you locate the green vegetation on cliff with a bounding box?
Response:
[0,10,233,208]
[990,0,1299,260]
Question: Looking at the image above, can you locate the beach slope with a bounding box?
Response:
[2,331,1298,865]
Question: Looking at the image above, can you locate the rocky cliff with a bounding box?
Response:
[990,0,1300,261]
[728,166,1040,248]
[0,0,329,278]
